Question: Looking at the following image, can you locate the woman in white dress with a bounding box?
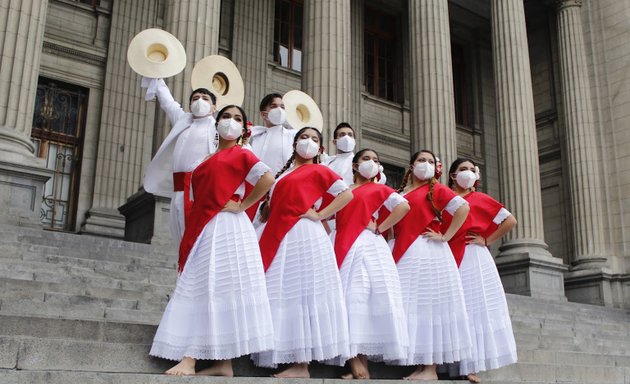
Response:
[254,127,353,378]
[392,149,472,380]
[330,148,410,379]
[150,105,275,376]
[443,158,518,383]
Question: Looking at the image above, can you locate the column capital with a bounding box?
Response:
[556,0,583,11]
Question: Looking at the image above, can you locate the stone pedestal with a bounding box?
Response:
[491,0,567,300]
[118,189,172,246]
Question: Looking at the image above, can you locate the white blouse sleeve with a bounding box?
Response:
[493,207,511,225]
[326,179,349,196]
[383,192,407,212]
[245,161,271,186]
[444,195,468,215]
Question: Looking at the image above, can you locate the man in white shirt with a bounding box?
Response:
[142,78,217,245]
[248,93,297,176]
[323,122,356,185]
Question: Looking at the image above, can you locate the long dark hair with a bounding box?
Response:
[215,104,248,144]
[352,148,379,182]
[398,149,442,221]
[447,157,477,190]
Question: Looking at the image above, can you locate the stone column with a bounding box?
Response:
[408,0,457,165]
[491,0,567,301]
[556,0,612,305]
[81,0,161,237]
[162,0,220,113]
[232,0,273,119]
[0,0,53,226]
[349,0,363,144]
[302,0,352,148]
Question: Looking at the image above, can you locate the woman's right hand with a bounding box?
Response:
[300,208,321,222]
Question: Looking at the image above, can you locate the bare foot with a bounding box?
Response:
[165,356,196,376]
[403,364,438,381]
[272,363,310,378]
[348,356,370,379]
[467,373,481,383]
[341,372,354,380]
[196,359,234,377]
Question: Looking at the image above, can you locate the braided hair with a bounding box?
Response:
[399,150,443,221]
[259,126,323,222]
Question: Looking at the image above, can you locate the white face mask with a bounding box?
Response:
[295,138,320,160]
[191,99,211,117]
[267,107,287,126]
[336,135,356,153]
[357,160,379,179]
[413,162,435,181]
[216,118,243,140]
[456,170,478,189]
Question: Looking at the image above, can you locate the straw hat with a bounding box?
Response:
[283,90,324,132]
[191,55,245,108]
[127,28,186,78]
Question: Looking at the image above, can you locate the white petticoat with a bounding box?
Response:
[329,229,408,364]
[150,211,274,361]
[458,244,517,375]
[394,236,472,365]
[252,218,350,368]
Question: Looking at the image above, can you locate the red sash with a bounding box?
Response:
[173,172,193,224]
[259,164,341,271]
[392,182,456,263]
[442,191,504,267]
[334,183,394,267]
[178,146,260,272]
[243,183,264,221]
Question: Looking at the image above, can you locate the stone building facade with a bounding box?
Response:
[0,0,628,308]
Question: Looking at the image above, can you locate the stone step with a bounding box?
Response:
[0,371,470,384]
[0,276,172,303]
[0,298,163,325]
[0,314,157,344]
[0,266,174,297]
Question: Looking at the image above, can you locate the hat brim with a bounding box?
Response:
[283,90,324,132]
[191,55,245,108]
[127,28,186,79]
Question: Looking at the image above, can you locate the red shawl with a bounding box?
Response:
[259,164,341,271]
[442,191,504,267]
[392,182,456,263]
[178,146,260,272]
[334,182,394,267]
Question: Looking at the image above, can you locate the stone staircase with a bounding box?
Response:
[0,223,628,384]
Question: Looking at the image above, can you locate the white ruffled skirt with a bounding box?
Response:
[458,244,517,375]
[150,211,274,361]
[329,230,408,364]
[395,236,472,365]
[253,218,350,368]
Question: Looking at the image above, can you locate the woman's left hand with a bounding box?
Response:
[300,208,321,222]
[221,200,243,213]
[466,232,486,246]
[423,228,446,242]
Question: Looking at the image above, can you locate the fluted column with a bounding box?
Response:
[350,0,363,144]
[408,0,456,164]
[82,0,161,237]
[0,0,47,156]
[556,0,607,270]
[0,0,52,224]
[302,0,352,147]
[162,0,220,117]
[491,0,567,300]
[232,0,273,119]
